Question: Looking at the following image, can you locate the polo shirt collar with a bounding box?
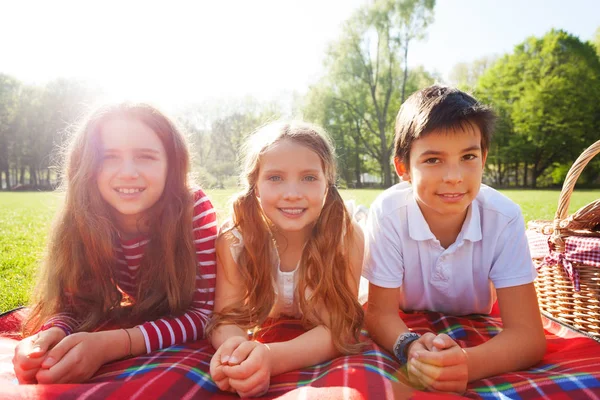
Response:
[407,191,482,243]
[407,193,436,241]
[460,200,482,242]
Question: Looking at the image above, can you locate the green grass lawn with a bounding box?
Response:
[1,188,599,312]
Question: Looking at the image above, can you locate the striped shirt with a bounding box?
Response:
[42,188,217,353]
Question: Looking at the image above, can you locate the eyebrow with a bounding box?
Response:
[104,148,161,154]
[262,168,322,175]
[418,145,481,157]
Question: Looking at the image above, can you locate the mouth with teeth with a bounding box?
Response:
[114,187,145,195]
[437,193,465,202]
[279,208,306,217]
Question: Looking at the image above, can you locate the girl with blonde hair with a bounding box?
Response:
[208,121,364,397]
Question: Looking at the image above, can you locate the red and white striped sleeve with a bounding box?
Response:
[137,188,217,353]
[40,313,79,336]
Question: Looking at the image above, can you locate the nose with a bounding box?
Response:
[443,163,463,184]
[117,157,139,179]
[282,182,302,200]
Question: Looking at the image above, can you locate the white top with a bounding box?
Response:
[229,227,302,318]
[362,183,537,316]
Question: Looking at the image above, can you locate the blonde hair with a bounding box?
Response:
[209,121,364,354]
[24,103,201,335]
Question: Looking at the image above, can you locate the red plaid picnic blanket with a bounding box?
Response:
[2,306,600,399]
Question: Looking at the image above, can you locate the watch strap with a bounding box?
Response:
[393,332,421,364]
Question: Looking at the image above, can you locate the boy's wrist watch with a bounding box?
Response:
[393,332,421,364]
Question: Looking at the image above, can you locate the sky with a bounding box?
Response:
[1,0,598,110]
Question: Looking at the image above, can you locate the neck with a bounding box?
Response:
[420,206,468,249]
[272,227,310,250]
[272,228,311,272]
[114,213,148,240]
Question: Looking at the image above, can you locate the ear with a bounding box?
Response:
[393,157,410,182]
[481,150,488,168]
[254,185,261,199]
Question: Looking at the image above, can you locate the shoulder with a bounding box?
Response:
[348,221,365,255]
[475,185,522,221]
[191,187,213,208]
[370,182,412,217]
[217,221,243,258]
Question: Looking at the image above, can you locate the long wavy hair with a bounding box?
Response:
[208,121,364,354]
[24,103,199,335]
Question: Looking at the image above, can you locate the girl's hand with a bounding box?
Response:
[35,331,110,384]
[407,334,468,393]
[13,328,66,384]
[210,336,248,392]
[223,341,272,398]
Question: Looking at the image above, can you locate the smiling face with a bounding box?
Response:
[395,124,487,226]
[96,116,168,234]
[255,139,328,237]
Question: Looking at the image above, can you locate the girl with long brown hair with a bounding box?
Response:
[208,121,364,397]
[12,103,217,384]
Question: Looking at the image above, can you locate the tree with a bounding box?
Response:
[477,29,600,188]
[592,26,600,58]
[178,96,282,188]
[305,0,435,187]
[0,74,21,189]
[448,56,498,92]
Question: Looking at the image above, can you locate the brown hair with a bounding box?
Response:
[208,121,364,354]
[394,85,496,166]
[24,103,199,335]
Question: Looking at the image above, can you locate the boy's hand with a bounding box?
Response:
[35,331,110,384]
[13,328,66,384]
[404,332,436,388]
[223,341,272,397]
[210,336,248,392]
[407,334,468,393]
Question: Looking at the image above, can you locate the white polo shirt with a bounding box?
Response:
[362,183,537,316]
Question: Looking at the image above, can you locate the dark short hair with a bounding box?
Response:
[393,85,496,165]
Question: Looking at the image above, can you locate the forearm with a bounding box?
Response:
[365,309,410,354]
[97,327,146,364]
[465,327,546,381]
[210,324,248,350]
[267,325,339,376]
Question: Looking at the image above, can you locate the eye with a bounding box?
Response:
[423,158,440,165]
[138,154,157,161]
[463,154,478,161]
[103,154,118,160]
[268,176,282,182]
[303,175,317,182]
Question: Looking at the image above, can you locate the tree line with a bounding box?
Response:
[1,0,599,190]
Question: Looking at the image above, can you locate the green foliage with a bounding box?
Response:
[178,97,282,188]
[477,29,600,187]
[448,56,498,93]
[592,26,600,58]
[304,0,436,188]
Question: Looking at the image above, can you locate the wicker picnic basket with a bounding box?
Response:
[527,140,600,336]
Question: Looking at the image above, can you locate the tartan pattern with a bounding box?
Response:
[527,230,600,267]
[3,308,600,399]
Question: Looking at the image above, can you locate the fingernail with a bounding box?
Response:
[29,346,42,355]
[221,355,229,364]
[229,356,238,365]
[42,357,55,368]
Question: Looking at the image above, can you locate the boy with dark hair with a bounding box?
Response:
[363,85,546,393]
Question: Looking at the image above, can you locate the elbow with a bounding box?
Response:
[531,332,547,364]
